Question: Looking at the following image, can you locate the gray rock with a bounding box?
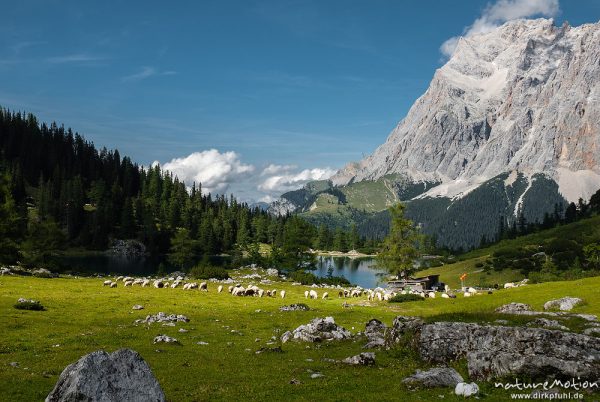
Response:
[132,305,144,310]
[281,317,352,343]
[419,321,600,380]
[0,267,11,275]
[364,319,387,349]
[526,318,569,331]
[341,352,375,366]
[544,297,583,311]
[495,302,533,314]
[266,268,279,276]
[279,304,310,312]
[153,335,179,344]
[455,382,479,397]
[32,268,54,278]
[45,349,165,402]
[402,367,464,388]
[583,327,600,336]
[387,316,424,346]
[135,312,189,325]
[310,373,324,379]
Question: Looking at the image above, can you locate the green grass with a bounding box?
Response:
[416,256,524,288]
[1,273,599,401]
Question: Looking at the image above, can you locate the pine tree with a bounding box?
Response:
[376,203,422,277]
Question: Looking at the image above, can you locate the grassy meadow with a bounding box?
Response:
[1,271,599,401]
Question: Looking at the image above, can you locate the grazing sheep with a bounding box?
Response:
[344,290,350,298]
[338,290,344,298]
[110,282,117,288]
[304,290,309,298]
[441,293,450,299]
[280,290,286,299]
[171,281,181,289]
[322,292,329,300]
[163,282,170,287]
[257,289,265,298]
[428,292,436,298]
[228,285,234,293]
[103,280,112,286]
[464,292,472,297]
[217,285,223,293]
[376,292,382,301]
[232,286,245,296]
[244,288,255,297]
[199,282,208,291]
[270,289,277,297]
[141,279,150,287]
[115,276,124,282]
[124,281,133,287]
[153,280,164,289]
[504,282,515,289]
[309,290,318,299]
[467,287,477,294]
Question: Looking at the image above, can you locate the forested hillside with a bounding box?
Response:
[0,109,363,269]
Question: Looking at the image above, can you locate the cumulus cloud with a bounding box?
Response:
[156,150,336,203]
[440,0,560,58]
[160,149,255,194]
[258,165,336,193]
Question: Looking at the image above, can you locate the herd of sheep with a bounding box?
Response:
[102,274,529,302]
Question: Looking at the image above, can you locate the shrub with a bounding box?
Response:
[14,301,45,311]
[289,270,351,286]
[188,264,230,280]
[388,294,424,303]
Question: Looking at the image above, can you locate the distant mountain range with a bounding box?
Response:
[270,18,600,250]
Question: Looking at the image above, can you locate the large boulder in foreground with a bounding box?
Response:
[281,317,351,343]
[419,322,600,380]
[46,349,165,402]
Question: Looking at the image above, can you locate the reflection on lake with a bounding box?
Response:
[313,256,388,288]
[60,254,229,276]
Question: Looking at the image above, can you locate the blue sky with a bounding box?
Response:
[1,0,599,201]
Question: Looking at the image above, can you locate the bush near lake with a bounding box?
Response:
[188,264,230,280]
[289,270,351,286]
[388,294,424,303]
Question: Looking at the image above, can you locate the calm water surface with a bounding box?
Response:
[313,256,388,288]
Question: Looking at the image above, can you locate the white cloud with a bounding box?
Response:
[258,166,336,193]
[156,150,336,203]
[161,149,255,194]
[122,66,177,82]
[440,0,560,58]
[45,53,105,64]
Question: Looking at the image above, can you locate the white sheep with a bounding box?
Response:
[257,289,265,298]
[322,292,329,299]
[103,280,112,286]
[441,293,450,299]
[304,290,309,298]
[163,281,170,287]
[124,281,133,287]
[309,289,318,299]
[280,290,286,299]
[153,280,164,288]
[271,289,277,297]
[228,285,234,293]
[141,279,150,287]
[467,287,477,294]
[171,281,181,289]
[199,282,208,291]
[504,282,515,289]
[217,285,223,293]
[110,282,117,288]
[115,276,124,282]
[428,291,436,298]
[464,291,472,297]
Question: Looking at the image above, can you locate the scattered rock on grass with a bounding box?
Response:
[526,318,569,331]
[15,298,44,311]
[402,367,464,388]
[132,305,144,310]
[495,303,532,314]
[279,304,310,312]
[135,312,189,325]
[342,352,375,366]
[364,319,387,349]
[45,349,165,402]
[544,297,583,311]
[281,317,351,343]
[455,382,479,397]
[153,335,179,344]
[310,373,324,379]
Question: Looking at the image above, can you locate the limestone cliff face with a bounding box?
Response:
[332,19,600,202]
